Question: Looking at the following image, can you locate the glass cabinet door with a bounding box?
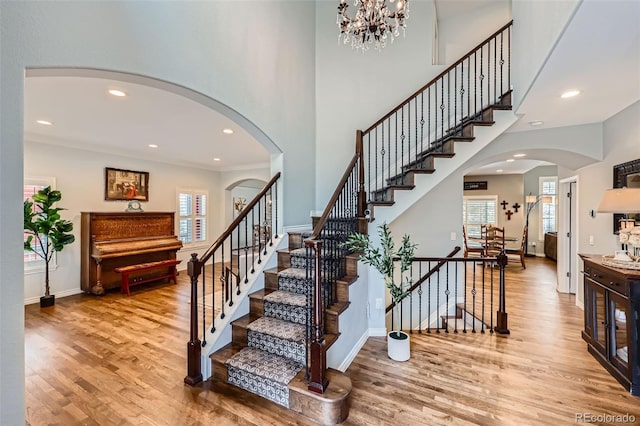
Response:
[610,292,630,376]
[588,280,607,354]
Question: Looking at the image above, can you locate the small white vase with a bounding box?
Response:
[387,330,410,361]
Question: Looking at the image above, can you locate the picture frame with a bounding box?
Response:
[612,158,640,233]
[105,167,149,202]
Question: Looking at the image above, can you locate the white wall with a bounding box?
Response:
[511,0,580,109]
[1,2,317,422]
[23,140,225,303]
[577,101,640,256]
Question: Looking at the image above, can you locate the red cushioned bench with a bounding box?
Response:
[114,259,181,296]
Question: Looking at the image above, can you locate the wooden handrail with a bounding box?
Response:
[308,153,361,240]
[199,172,281,263]
[363,20,513,135]
[385,246,461,313]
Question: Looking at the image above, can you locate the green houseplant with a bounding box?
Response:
[342,223,416,361]
[24,186,75,307]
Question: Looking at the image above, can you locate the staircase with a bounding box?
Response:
[186,20,515,425]
[210,231,355,424]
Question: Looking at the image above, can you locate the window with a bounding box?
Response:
[463,196,498,238]
[178,189,207,244]
[539,177,558,239]
[24,177,56,271]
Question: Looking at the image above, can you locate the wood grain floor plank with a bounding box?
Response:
[25,257,640,425]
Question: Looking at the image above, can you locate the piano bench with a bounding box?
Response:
[114,259,181,296]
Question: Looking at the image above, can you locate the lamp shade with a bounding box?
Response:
[525,195,537,203]
[597,187,640,213]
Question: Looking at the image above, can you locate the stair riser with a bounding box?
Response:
[228,366,291,408]
[247,330,306,364]
[233,324,248,347]
[288,233,304,250]
[264,301,308,326]
[289,254,343,271]
[278,251,291,270]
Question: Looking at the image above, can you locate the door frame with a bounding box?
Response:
[558,176,579,295]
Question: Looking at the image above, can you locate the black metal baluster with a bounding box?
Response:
[436,268,440,333]
[427,86,431,152]
[494,37,497,104]
[440,77,444,153]
[409,262,413,333]
[244,216,249,284]
[454,261,459,333]
[480,45,484,118]
[250,209,255,274]
[454,65,457,134]
[400,106,405,184]
[395,112,398,188]
[387,118,391,189]
[369,131,372,204]
[474,51,477,118]
[203,261,210,338]
[444,262,449,333]
[426,265,431,333]
[418,261,423,333]
[420,92,424,161]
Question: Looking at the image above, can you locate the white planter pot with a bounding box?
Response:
[387,331,410,361]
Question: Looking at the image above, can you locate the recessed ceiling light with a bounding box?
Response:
[148,144,159,148]
[528,120,544,126]
[561,90,580,99]
[213,158,221,161]
[506,159,515,163]
[513,153,526,158]
[108,89,127,97]
[496,169,504,173]
[222,129,234,134]
[36,120,53,126]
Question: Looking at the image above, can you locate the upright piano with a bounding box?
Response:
[80,212,183,295]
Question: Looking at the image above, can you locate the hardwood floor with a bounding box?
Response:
[25,257,640,425]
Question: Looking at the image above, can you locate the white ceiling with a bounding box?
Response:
[24,76,271,172]
[23,0,640,176]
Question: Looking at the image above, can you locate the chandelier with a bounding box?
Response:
[337,0,409,51]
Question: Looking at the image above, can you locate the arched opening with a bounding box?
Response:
[23,67,281,302]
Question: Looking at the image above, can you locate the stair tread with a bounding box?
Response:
[277,267,307,280]
[247,316,306,342]
[226,347,304,385]
[264,290,307,307]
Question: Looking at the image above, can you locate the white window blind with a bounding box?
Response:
[463,196,497,238]
[540,177,557,239]
[178,190,207,244]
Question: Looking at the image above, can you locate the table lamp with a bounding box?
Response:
[597,187,640,256]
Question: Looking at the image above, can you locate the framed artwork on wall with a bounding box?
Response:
[105,167,149,201]
[612,158,640,233]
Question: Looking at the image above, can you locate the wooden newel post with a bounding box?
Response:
[307,240,329,394]
[495,250,510,334]
[184,253,203,385]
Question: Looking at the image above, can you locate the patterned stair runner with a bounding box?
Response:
[225,248,313,407]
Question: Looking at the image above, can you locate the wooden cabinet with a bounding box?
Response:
[580,255,640,396]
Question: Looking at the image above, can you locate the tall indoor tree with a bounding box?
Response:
[24,186,75,307]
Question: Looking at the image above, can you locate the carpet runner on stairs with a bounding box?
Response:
[223,252,313,408]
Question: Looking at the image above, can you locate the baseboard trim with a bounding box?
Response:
[24,287,83,305]
[368,327,388,337]
[336,330,369,372]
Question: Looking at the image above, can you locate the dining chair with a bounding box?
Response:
[484,225,505,258]
[505,225,527,268]
[463,225,484,258]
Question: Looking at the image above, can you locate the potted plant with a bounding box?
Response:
[342,223,416,361]
[24,186,75,307]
